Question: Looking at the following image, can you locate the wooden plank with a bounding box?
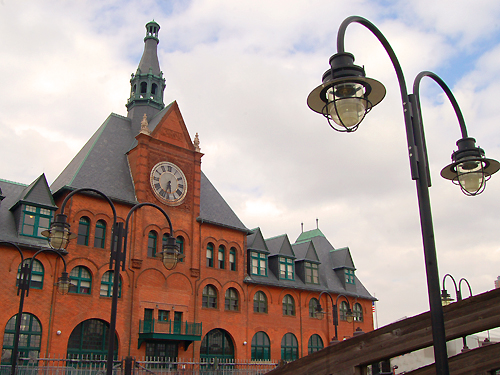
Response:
[404,342,500,375]
[267,288,500,375]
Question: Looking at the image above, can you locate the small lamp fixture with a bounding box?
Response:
[307,52,386,132]
[315,304,326,320]
[41,214,76,252]
[441,288,454,306]
[158,235,184,270]
[57,271,71,295]
[345,307,354,323]
[441,137,500,196]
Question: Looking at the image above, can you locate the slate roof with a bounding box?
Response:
[245,228,374,300]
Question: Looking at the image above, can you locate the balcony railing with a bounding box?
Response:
[138,319,202,348]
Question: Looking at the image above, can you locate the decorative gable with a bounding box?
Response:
[149,101,195,151]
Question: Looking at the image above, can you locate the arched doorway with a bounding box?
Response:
[1,313,42,365]
[67,319,118,362]
[200,329,234,362]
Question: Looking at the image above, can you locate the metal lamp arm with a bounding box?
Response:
[458,278,473,300]
[413,71,468,139]
[336,15,419,180]
[25,248,68,296]
[442,273,458,296]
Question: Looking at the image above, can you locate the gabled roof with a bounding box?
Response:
[247,228,269,252]
[10,174,56,210]
[292,240,320,262]
[330,247,356,270]
[295,228,326,243]
[265,234,295,257]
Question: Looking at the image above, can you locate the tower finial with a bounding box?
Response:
[316,218,319,229]
[194,133,201,152]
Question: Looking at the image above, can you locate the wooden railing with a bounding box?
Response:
[267,287,500,375]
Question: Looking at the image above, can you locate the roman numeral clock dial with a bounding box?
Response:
[150,162,188,206]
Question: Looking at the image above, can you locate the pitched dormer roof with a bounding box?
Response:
[266,234,295,258]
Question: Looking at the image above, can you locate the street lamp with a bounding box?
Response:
[1,241,69,375]
[307,16,500,375]
[441,274,472,352]
[315,292,353,344]
[42,188,182,375]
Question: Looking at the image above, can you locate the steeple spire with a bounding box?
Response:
[126,20,166,121]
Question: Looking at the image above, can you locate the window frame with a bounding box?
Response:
[94,220,106,248]
[345,269,355,284]
[17,259,44,289]
[305,262,319,284]
[251,331,270,360]
[229,248,236,271]
[253,291,268,313]
[206,243,214,268]
[21,205,53,239]
[281,333,298,361]
[100,271,121,298]
[250,251,267,276]
[147,231,158,258]
[279,256,294,280]
[307,334,324,354]
[77,216,90,246]
[353,302,363,322]
[69,266,92,294]
[282,294,295,316]
[202,285,218,309]
[224,288,239,311]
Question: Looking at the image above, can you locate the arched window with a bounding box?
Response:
[147,231,157,257]
[17,259,44,289]
[200,329,234,362]
[339,301,349,321]
[202,285,217,309]
[251,331,270,360]
[253,291,267,313]
[206,243,214,267]
[353,302,363,322]
[77,216,90,246]
[1,313,41,365]
[308,334,324,354]
[224,288,239,311]
[94,220,106,248]
[140,82,147,94]
[177,236,185,262]
[282,294,295,316]
[218,245,225,269]
[69,266,92,294]
[67,319,118,360]
[229,247,236,271]
[281,333,298,361]
[100,271,121,298]
[151,83,158,95]
[309,298,320,318]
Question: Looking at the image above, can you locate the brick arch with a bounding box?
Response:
[198,277,223,292]
[66,257,100,274]
[302,291,322,308]
[226,242,243,256]
[221,280,246,301]
[97,264,132,288]
[136,267,167,289]
[247,284,273,304]
[277,288,300,302]
[165,271,193,294]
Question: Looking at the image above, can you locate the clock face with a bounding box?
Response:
[150,162,188,205]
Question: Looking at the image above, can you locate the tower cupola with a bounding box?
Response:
[126,20,166,118]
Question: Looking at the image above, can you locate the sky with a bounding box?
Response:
[1,0,500,337]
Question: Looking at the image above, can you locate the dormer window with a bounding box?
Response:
[345,269,355,284]
[21,205,52,238]
[250,251,267,276]
[279,257,294,280]
[305,262,319,284]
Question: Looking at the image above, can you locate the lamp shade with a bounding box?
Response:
[441,137,500,196]
[307,53,386,132]
[158,235,183,270]
[441,289,453,306]
[57,271,71,295]
[41,214,76,251]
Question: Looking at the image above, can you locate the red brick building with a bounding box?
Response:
[0,21,375,365]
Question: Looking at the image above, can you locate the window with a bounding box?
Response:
[251,332,270,360]
[147,231,158,257]
[308,334,324,354]
[339,301,349,321]
[202,285,217,309]
[17,259,44,289]
[281,333,298,361]
[345,269,355,284]
[176,236,184,262]
[100,271,121,298]
[151,83,158,95]
[250,251,267,276]
[279,257,294,280]
[158,310,169,321]
[69,266,92,294]
[200,329,234,362]
[309,298,320,318]
[305,262,319,284]
[94,220,106,248]
[218,246,225,269]
[77,216,90,246]
[67,319,117,360]
[253,291,267,313]
[282,294,295,316]
[353,303,363,322]
[21,205,52,238]
[1,313,42,365]
[229,248,236,271]
[140,82,147,94]
[145,342,177,361]
[225,288,239,311]
[206,243,214,267]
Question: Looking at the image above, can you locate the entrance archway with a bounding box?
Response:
[67,319,118,362]
[200,328,234,362]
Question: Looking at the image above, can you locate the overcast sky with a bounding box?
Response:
[1,0,500,336]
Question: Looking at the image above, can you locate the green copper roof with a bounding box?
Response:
[295,228,326,244]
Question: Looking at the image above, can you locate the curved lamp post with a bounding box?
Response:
[1,241,69,375]
[441,274,472,352]
[307,16,500,375]
[315,292,353,344]
[42,188,182,375]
